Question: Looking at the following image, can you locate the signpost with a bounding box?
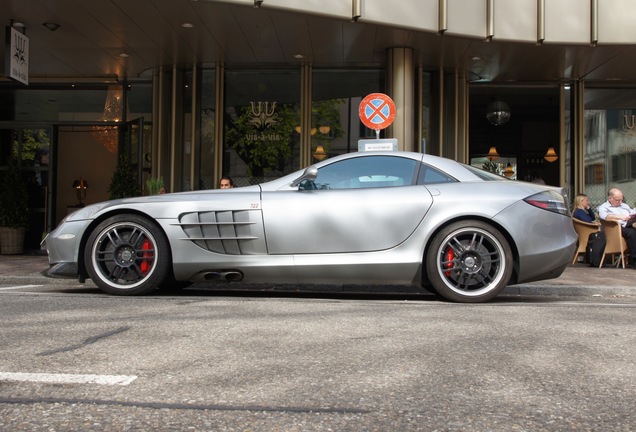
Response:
[358,92,397,151]
[359,93,395,133]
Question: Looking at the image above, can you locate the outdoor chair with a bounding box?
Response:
[599,219,629,268]
[571,217,601,264]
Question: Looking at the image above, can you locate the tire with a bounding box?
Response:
[425,220,513,303]
[84,214,171,295]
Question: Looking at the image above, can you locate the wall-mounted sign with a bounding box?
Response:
[5,26,29,85]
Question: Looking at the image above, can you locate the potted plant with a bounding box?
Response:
[0,161,29,254]
[145,176,165,195]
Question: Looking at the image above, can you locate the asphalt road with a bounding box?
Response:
[0,282,635,431]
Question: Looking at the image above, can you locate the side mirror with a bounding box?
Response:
[291,166,318,187]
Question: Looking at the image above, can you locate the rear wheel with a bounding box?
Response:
[426,221,513,303]
[84,214,170,295]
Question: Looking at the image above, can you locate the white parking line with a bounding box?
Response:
[0,285,43,290]
[0,372,137,386]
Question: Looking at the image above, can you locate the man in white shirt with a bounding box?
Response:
[597,187,636,268]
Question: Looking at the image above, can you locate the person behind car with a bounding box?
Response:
[573,193,604,267]
[597,187,636,268]
[572,193,599,224]
[219,176,234,189]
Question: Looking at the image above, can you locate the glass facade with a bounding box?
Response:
[223,69,301,186]
[584,89,636,210]
[0,85,126,123]
[311,69,385,158]
[182,71,194,191]
[198,69,216,190]
[468,85,560,186]
[0,82,153,238]
[3,67,636,249]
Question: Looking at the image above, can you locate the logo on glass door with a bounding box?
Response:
[248,101,278,128]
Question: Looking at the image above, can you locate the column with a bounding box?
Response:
[386,47,414,151]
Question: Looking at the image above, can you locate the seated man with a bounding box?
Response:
[597,188,636,268]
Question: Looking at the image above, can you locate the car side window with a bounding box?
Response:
[312,156,418,190]
[416,163,457,185]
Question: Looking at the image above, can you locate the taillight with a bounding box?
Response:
[524,190,569,215]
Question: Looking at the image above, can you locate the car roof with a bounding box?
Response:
[260,151,488,190]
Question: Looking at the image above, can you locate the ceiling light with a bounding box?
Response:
[503,163,515,178]
[181,22,194,28]
[42,22,60,31]
[544,147,558,163]
[119,53,130,58]
[486,100,511,126]
[486,146,500,161]
[313,145,327,161]
[293,54,304,59]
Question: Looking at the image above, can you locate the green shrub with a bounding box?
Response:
[108,156,141,199]
[146,177,165,195]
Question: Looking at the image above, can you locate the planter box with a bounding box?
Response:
[0,227,26,255]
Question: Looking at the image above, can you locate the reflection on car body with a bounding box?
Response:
[43,151,577,303]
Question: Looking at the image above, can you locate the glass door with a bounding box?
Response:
[121,117,147,193]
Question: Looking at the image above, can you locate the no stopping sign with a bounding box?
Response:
[358,93,396,130]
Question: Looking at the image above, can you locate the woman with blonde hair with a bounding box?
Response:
[572,193,598,224]
[573,193,605,267]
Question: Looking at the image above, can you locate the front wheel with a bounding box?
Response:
[425,221,513,303]
[84,214,171,295]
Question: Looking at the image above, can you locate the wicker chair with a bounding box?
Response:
[599,219,629,268]
[571,218,601,264]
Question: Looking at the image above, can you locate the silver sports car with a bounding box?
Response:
[43,151,577,303]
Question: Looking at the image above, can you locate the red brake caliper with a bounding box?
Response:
[444,247,455,277]
[140,239,152,274]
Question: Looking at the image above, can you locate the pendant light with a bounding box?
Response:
[503,163,515,177]
[486,146,500,161]
[486,100,511,126]
[544,147,558,163]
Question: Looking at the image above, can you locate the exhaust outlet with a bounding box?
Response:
[201,271,244,282]
[224,271,243,282]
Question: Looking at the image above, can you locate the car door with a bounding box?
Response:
[261,155,434,255]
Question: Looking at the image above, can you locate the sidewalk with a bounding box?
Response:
[0,252,634,297]
[0,252,51,279]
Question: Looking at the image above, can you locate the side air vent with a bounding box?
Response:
[176,210,266,255]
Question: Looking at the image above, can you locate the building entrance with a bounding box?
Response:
[0,127,51,251]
